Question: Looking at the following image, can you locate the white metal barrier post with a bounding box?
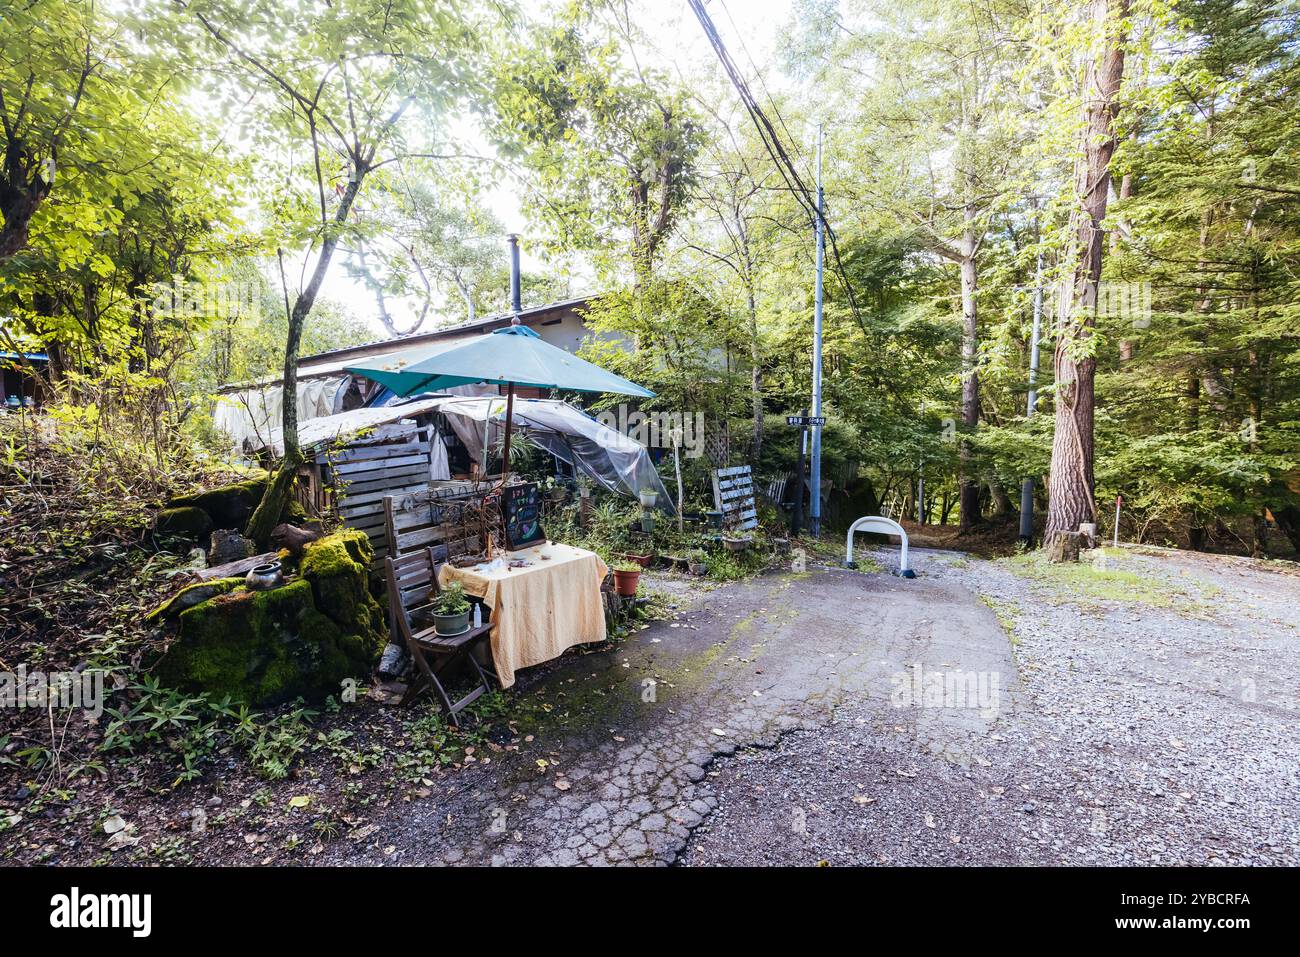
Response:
[844,515,915,578]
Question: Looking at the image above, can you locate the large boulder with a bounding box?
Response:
[208,528,255,566]
[155,529,384,706]
[155,506,213,540]
[167,473,270,530]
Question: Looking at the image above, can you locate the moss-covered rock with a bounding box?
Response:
[154,530,384,706]
[165,470,311,533]
[156,506,214,540]
[300,529,384,639]
[146,577,244,623]
[168,474,269,530]
[282,497,309,524]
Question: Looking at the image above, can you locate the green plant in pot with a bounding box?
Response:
[612,561,642,597]
[429,582,471,636]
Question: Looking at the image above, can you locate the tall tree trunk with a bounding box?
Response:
[246,175,364,546]
[958,240,981,531]
[990,480,1012,517]
[1044,0,1129,545]
[746,281,763,462]
[0,187,49,261]
[1114,131,1136,361]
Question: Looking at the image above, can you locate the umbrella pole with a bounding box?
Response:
[499,382,516,485]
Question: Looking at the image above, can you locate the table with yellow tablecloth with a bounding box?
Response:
[437,543,609,688]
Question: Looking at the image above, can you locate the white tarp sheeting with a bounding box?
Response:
[214,377,343,452]
[240,393,673,511]
[256,397,450,455]
[425,396,674,512]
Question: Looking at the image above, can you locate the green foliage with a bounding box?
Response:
[491,3,705,275]
[431,581,471,616]
[101,675,320,783]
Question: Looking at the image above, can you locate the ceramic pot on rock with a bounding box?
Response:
[245,560,283,591]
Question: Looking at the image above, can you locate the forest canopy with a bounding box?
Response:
[2,0,1298,554]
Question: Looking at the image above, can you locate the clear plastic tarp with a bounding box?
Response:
[424,396,674,513]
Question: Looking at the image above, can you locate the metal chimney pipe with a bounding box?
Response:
[508,234,522,316]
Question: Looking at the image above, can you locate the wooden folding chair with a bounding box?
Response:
[384,546,495,724]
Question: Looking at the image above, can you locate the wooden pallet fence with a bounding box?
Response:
[383,484,496,564]
[322,422,434,562]
[711,464,759,532]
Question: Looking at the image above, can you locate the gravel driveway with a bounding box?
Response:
[681,546,1300,866]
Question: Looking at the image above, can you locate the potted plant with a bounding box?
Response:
[429,582,471,636]
[638,488,658,508]
[721,535,753,553]
[612,561,642,597]
[686,550,709,576]
[544,477,568,503]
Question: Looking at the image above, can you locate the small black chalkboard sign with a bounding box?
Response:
[502,482,546,551]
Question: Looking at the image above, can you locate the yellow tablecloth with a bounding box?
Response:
[438,543,609,689]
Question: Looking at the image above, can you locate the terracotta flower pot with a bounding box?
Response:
[613,568,641,597]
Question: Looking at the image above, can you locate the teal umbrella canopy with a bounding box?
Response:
[344,325,654,398]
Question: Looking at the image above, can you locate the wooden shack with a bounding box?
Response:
[265,399,488,566]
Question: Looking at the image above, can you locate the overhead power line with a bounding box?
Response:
[687,0,868,335]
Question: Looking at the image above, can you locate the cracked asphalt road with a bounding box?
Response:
[319,562,1017,866]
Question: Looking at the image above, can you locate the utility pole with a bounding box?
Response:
[1018,249,1044,545]
[809,124,825,537]
[791,409,807,536]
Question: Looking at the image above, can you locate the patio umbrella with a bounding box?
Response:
[344,321,654,477]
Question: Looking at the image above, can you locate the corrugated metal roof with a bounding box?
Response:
[260,398,450,455]
[299,295,592,365]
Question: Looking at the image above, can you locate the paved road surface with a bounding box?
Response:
[321,562,1015,865]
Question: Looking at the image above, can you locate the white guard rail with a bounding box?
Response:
[845,515,915,578]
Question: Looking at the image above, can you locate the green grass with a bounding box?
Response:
[998,550,1188,607]
[978,594,1021,645]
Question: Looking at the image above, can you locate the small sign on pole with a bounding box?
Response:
[786,415,826,427]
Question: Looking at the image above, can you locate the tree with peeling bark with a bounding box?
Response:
[166,0,489,546]
[1043,0,1130,545]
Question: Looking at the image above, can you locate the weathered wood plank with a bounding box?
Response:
[194,551,279,582]
[331,450,429,475]
[326,439,425,464]
[336,466,430,496]
[338,482,429,509]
